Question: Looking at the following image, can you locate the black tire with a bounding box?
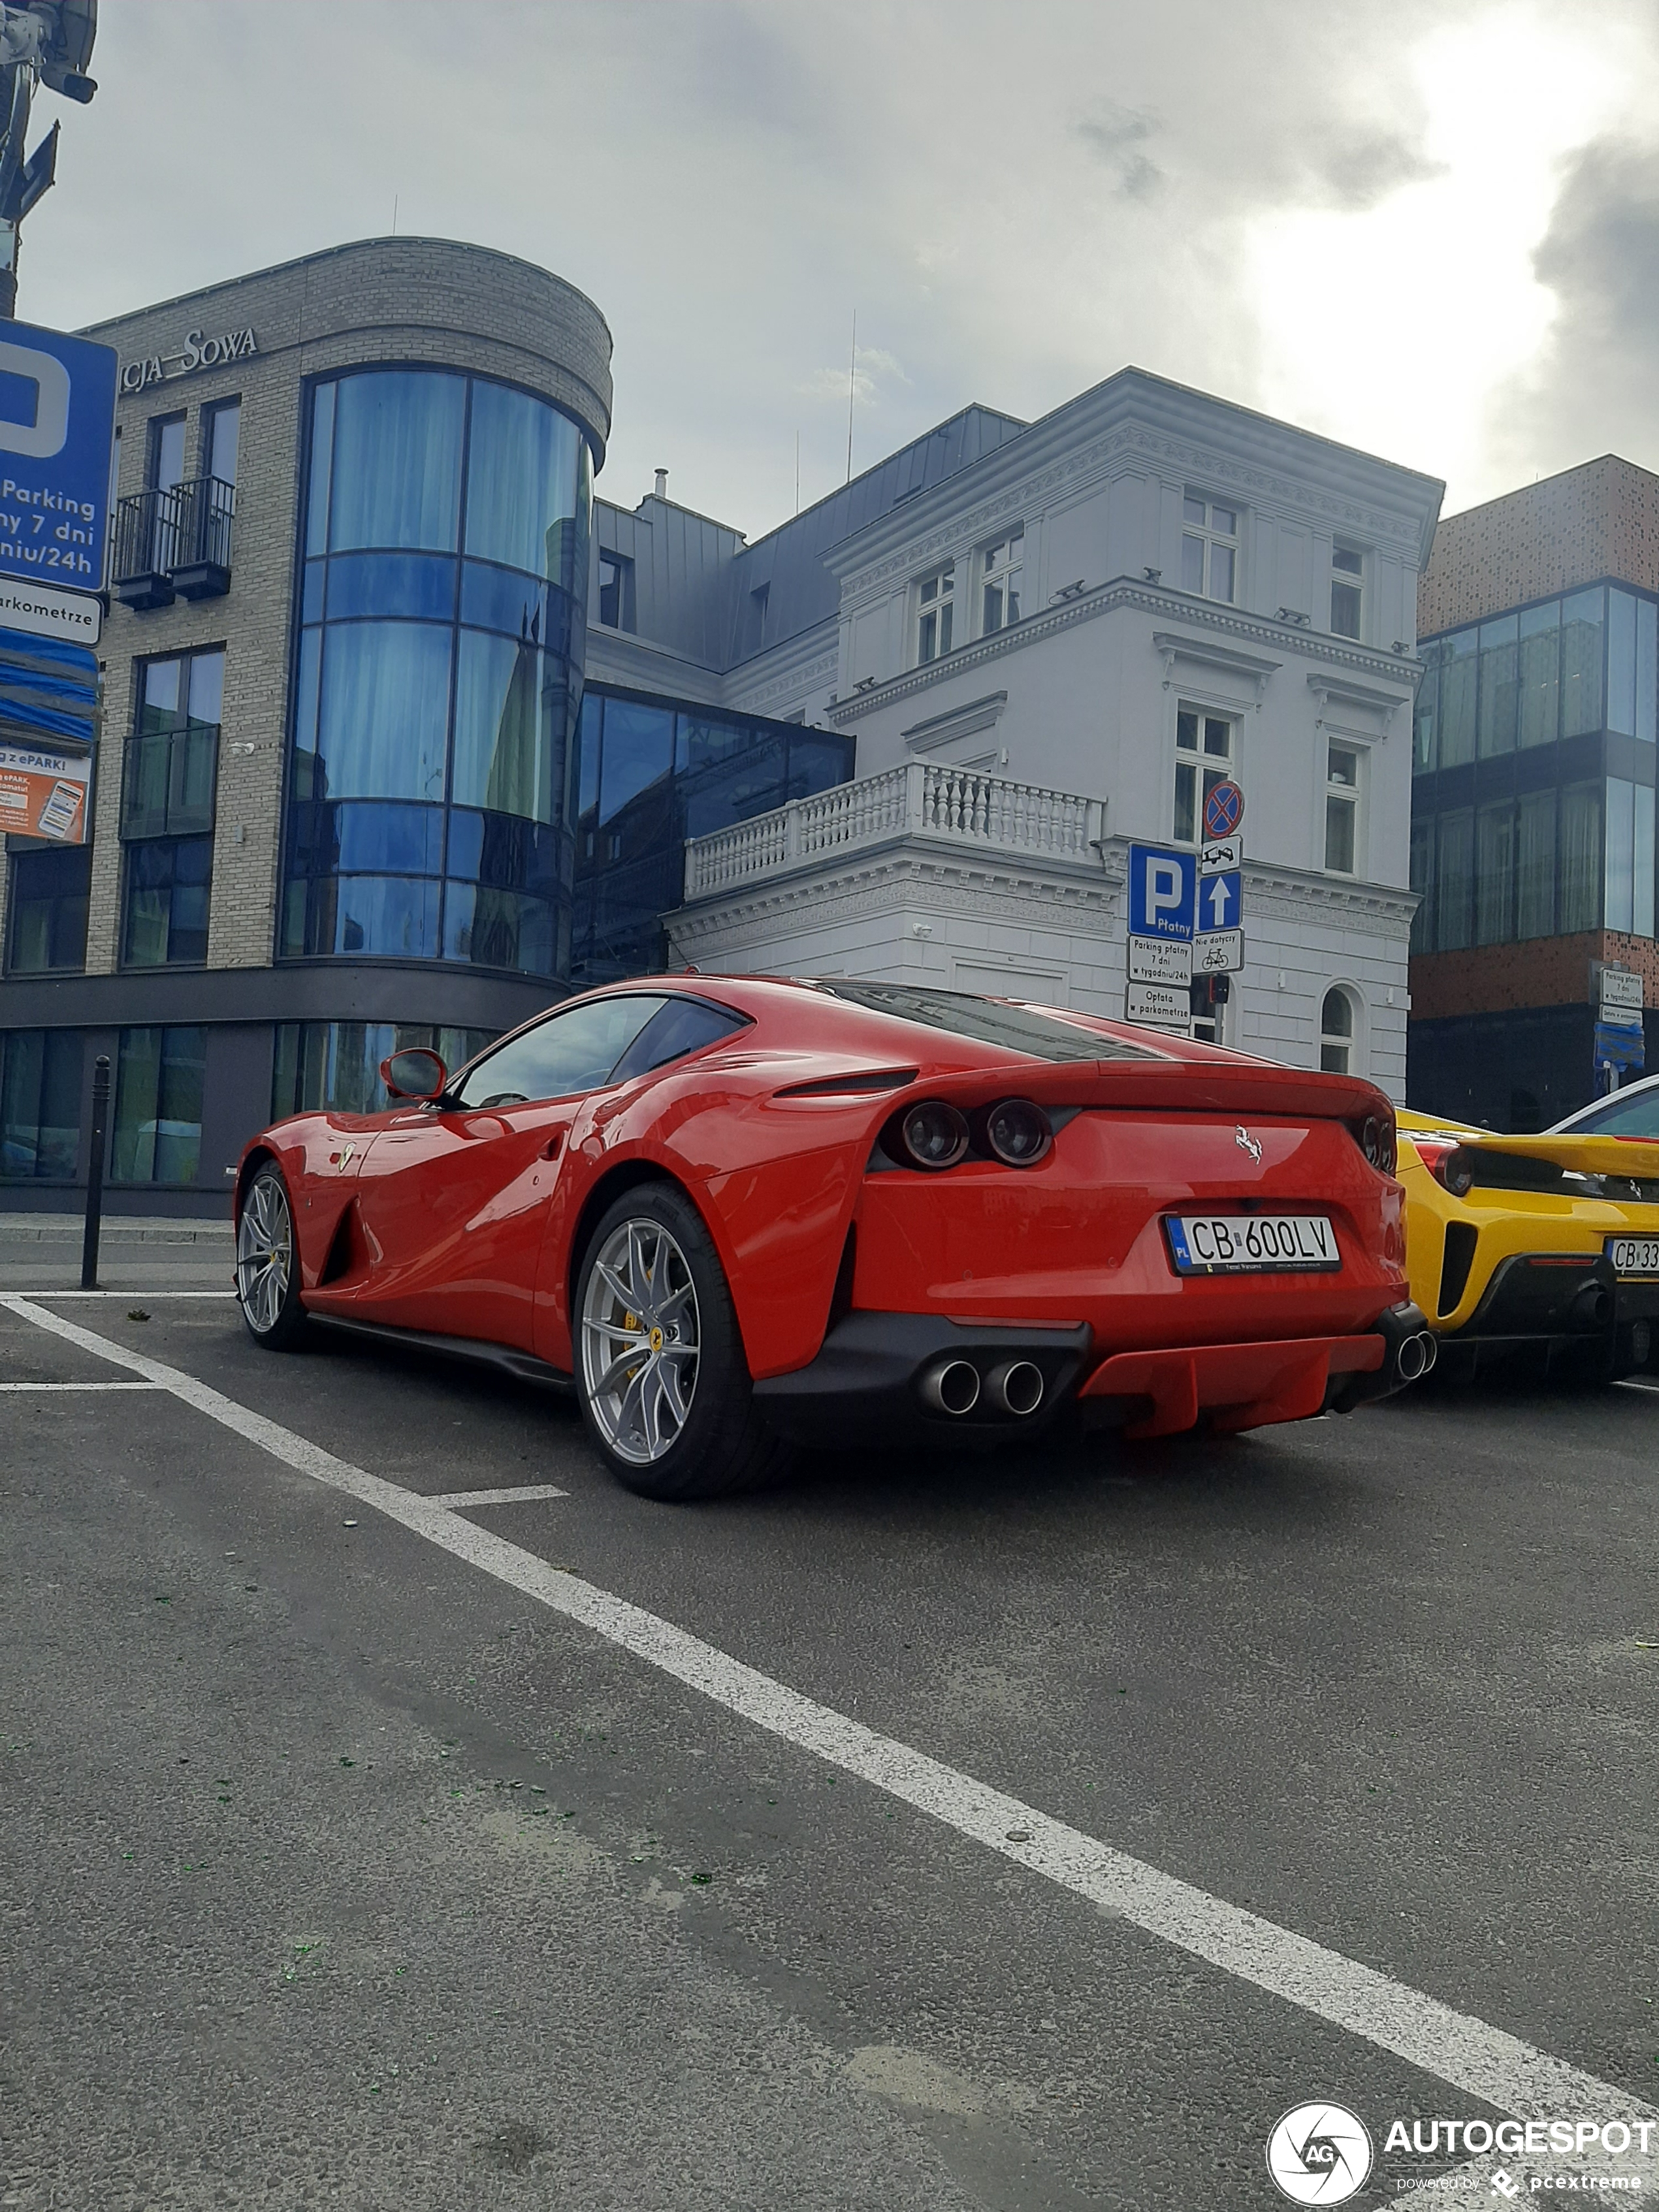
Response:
[573,1182,782,1500]
[235,1164,309,1351]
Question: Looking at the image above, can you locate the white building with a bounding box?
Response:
[589,369,1442,1099]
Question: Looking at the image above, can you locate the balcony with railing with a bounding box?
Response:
[112,477,236,610]
[683,759,1106,901]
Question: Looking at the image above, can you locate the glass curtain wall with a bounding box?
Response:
[283,368,592,980]
[271,1021,498,1119]
[0,1028,81,1179]
[571,687,855,984]
[110,1025,206,1185]
[1412,584,1659,948]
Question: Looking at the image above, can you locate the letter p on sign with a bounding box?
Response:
[0,340,71,460]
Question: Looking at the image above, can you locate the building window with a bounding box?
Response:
[1517,790,1555,939]
[203,398,240,489]
[0,1027,81,1180]
[1476,799,1517,945]
[1559,781,1602,934]
[272,1021,498,1119]
[7,845,90,974]
[916,564,954,664]
[1409,818,1433,952]
[289,368,595,979]
[123,649,223,840]
[1174,706,1232,842]
[1436,809,1474,951]
[598,552,634,632]
[980,530,1022,636]
[148,412,185,494]
[111,1025,205,1185]
[1330,545,1363,639]
[123,837,214,967]
[1604,776,1656,938]
[572,687,854,986]
[1320,987,1355,1075]
[1181,495,1236,604]
[1325,742,1360,874]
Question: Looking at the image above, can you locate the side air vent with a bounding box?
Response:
[1438,1221,1477,1317]
[775,1068,919,1098]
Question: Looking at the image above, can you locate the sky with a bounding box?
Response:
[20,0,1659,540]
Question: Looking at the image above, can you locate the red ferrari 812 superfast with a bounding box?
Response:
[233,977,1434,1498]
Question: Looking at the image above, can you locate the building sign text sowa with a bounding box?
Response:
[120,327,257,394]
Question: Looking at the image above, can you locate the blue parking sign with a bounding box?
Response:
[0,319,118,586]
[1127,844,1196,941]
[1197,869,1242,933]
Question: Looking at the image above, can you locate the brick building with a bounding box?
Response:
[1409,456,1659,1126]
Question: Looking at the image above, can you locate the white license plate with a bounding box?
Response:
[1605,1234,1659,1278]
[1165,1214,1340,1275]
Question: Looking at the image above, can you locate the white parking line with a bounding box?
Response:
[0,1380,166,1391]
[425,1484,569,1507]
[20,1290,236,1300]
[4,1288,1654,2143]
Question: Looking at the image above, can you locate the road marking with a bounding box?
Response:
[4,1289,1655,2140]
[0,1379,165,1391]
[425,1484,569,1508]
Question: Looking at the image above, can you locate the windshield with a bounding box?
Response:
[1553,1082,1659,1138]
[812,980,1159,1063]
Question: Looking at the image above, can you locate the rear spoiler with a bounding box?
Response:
[1403,1128,1659,1180]
[887,1060,1393,1123]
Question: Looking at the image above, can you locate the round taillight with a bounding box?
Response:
[896,1100,971,1170]
[981,1097,1052,1166]
[1361,1114,1397,1176]
[1442,1146,1475,1198]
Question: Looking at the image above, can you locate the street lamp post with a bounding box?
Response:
[0,1,97,319]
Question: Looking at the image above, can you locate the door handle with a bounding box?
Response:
[541,1133,563,1159]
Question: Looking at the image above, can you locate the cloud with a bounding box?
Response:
[1504,135,1659,478]
[19,0,1659,532]
[1304,129,1445,211]
[1074,102,1162,201]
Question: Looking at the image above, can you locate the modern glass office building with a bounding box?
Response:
[1409,459,1659,1126]
[0,238,858,1211]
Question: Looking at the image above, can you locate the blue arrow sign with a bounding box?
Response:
[1128,843,1196,942]
[1198,869,1241,934]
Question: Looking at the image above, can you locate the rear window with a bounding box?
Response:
[812,981,1157,1064]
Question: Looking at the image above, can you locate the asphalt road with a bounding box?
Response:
[3,1243,1656,2211]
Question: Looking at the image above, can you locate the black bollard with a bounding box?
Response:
[80,1054,110,1291]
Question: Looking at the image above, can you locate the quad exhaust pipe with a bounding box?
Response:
[918,1356,1046,1419]
[919,1358,981,1416]
[1394,1328,1438,1384]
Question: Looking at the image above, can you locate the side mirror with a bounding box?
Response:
[380,1047,449,1102]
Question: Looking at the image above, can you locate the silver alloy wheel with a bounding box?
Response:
[236,1174,292,1336]
[580,1217,701,1466]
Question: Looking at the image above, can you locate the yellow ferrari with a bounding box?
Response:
[1398,1110,1659,1379]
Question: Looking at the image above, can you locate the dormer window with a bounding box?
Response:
[1181,494,1237,604]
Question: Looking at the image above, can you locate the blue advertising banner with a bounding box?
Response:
[0,623,97,746]
[0,319,118,585]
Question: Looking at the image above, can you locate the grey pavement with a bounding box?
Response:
[1,1211,233,1294]
[3,1292,1656,2210]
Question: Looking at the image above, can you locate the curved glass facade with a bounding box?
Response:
[282,368,592,978]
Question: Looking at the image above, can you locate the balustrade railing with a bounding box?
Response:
[684,760,1104,899]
